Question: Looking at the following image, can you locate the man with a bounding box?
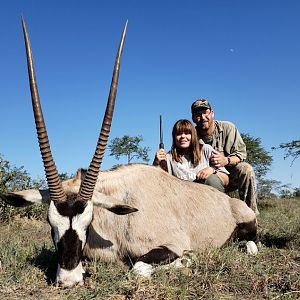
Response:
[191,99,259,215]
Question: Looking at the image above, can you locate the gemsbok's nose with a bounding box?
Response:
[55,262,85,288]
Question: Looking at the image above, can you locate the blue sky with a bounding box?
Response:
[1,1,299,189]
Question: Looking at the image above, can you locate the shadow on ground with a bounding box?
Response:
[32,247,57,285]
[259,232,297,249]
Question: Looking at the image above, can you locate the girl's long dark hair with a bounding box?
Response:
[171,119,201,166]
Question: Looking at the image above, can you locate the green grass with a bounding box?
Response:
[0,198,299,299]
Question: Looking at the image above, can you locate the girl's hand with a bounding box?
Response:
[197,167,214,180]
[154,149,166,164]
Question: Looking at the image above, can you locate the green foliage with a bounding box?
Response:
[0,154,48,222]
[241,133,273,180]
[294,188,300,197]
[1,154,33,222]
[0,153,75,223]
[278,183,294,199]
[0,154,32,193]
[272,140,300,165]
[257,179,300,199]
[257,178,281,199]
[108,135,150,164]
[59,172,73,181]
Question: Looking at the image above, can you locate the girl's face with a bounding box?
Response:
[175,131,191,149]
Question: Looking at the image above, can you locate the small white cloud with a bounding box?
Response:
[230,48,234,52]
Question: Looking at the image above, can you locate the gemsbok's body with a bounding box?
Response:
[1,18,258,288]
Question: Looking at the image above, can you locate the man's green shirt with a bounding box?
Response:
[197,120,247,161]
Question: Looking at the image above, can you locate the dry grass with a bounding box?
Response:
[0,198,299,299]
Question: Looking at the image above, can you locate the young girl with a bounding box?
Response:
[154,119,229,192]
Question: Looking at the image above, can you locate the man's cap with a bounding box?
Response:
[191,99,211,112]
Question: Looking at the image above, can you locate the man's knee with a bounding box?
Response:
[226,162,256,195]
[235,162,255,178]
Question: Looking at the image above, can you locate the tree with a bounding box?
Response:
[257,178,281,199]
[0,153,46,222]
[59,172,73,181]
[0,153,71,222]
[0,154,79,222]
[108,135,150,164]
[293,187,300,198]
[0,153,32,193]
[241,133,273,180]
[272,140,300,165]
[278,183,294,199]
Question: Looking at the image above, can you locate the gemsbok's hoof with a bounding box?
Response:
[246,241,258,255]
[132,261,153,278]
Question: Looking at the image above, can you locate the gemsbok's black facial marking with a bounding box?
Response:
[50,226,55,247]
[47,193,93,271]
[137,246,179,264]
[57,228,83,270]
[55,193,87,218]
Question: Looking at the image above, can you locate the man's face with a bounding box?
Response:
[192,108,214,131]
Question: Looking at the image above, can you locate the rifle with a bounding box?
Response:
[159,115,168,172]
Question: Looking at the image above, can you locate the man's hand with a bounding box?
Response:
[196,167,214,180]
[210,149,227,168]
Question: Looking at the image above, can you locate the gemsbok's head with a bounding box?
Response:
[20,17,127,287]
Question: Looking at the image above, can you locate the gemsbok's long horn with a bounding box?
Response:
[78,21,128,202]
[22,17,66,202]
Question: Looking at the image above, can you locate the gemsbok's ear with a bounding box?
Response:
[92,191,138,215]
[0,189,50,207]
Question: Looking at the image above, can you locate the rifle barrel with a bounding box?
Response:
[160,115,164,149]
[158,114,168,172]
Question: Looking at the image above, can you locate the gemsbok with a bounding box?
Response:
[1,18,258,287]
